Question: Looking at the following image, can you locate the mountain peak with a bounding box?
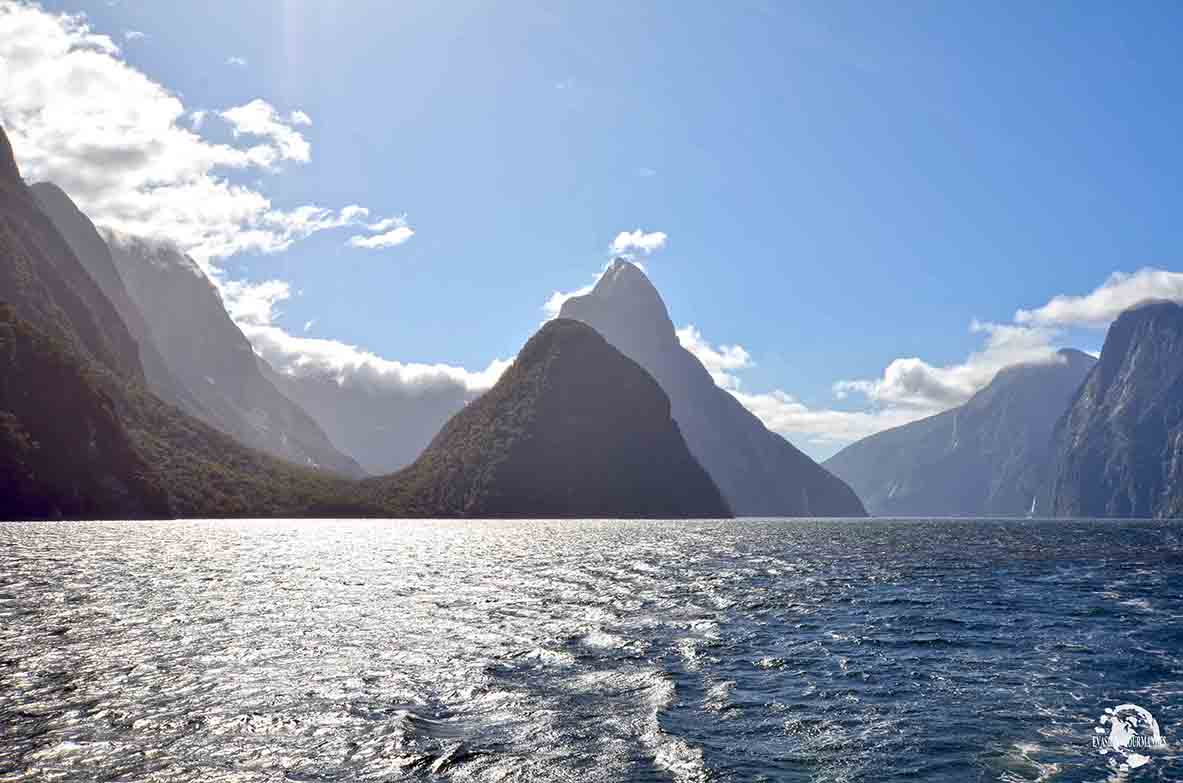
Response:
[373,316,731,518]
[591,257,661,300]
[559,259,677,347]
[557,260,865,516]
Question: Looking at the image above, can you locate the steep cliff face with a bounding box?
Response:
[1048,302,1183,518]
[0,123,364,519]
[559,259,865,517]
[0,132,144,385]
[367,319,732,518]
[825,349,1096,516]
[30,182,203,418]
[102,231,363,477]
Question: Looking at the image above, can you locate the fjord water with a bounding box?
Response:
[1,519,1180,782]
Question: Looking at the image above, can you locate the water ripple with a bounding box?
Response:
[1,518,1182,781]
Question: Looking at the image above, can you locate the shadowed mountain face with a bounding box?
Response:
[0,124,363,518]
[100,230,363,478]
[825,349,1096,516]
[29,182,203,420]
[559,259,865,517]
[367,319,732,519]
[0,138,143,385]
[0,304,170,519]
[1048,302,1183,518]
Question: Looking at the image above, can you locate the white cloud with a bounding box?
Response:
[610,228,667,257]
[833,267,1183,432]
[0,3,401,269]
[346,225,414,249]
[732,389,932,449]
[364,215,405,232]
[220,278,293,327]
[5,2,502,444]
[303,319,316,333]
[219,278,508,396]
[225,55,247,67]
[123,30,144,41]
[676,325,753,390]
[833,321,1060,412]
[671,322,944,450]
[544,280,597,320]
[248,324,510,397]
[1015,268,1183,328]
[220,98,310,164]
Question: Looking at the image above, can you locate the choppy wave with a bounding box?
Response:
[1,518,1182,781]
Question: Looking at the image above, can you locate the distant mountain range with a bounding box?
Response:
[560,259,866,517]
[3,118,1183,520]
[824,349,1096,516]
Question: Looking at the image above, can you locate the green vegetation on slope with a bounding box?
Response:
[366,319,732,519]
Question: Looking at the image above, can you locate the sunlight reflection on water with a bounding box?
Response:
[1,518,1181,782]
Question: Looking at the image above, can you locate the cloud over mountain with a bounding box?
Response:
[224,277,508,398]
[675,325,752,390]
[1015,268,1183,328]
[610,229,667,257]
[0,2,403,266]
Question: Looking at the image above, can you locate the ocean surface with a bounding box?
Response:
[1,518,1181,782]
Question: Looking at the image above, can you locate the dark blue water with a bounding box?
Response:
[1,518,1181,781]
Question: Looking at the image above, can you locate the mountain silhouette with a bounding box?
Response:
[559,259,865,517]
[366,318,731,518]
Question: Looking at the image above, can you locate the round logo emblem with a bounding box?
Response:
[1094,703,1166,771]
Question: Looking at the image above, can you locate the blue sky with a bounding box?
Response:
[11,1,1183,458]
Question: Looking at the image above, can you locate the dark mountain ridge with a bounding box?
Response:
[29,182,203,419]
[0,125,370,518]
[29,180,361,478]
[559,259,866,517]
[365,319,732,518]
[0,136,143,385]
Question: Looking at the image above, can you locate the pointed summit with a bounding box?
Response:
[559,260,866,517]
[592,257,664,302]
[368,318,731,518]
[560,259,678,354]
